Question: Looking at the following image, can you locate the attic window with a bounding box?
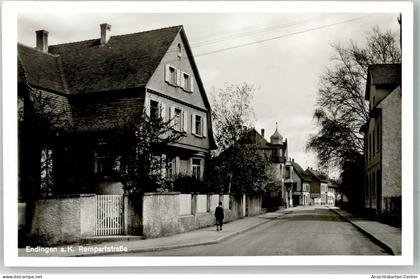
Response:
[181,72,194,92]
[177,43,182,58]
[165,64,177,86]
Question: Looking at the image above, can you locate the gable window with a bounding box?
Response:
[177,43,182,58]
[181,72,194,92]
[165,64,177,86]
[192,158,202,179]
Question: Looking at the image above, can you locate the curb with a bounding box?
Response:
[328,207,395,255]
[77,218,273,257]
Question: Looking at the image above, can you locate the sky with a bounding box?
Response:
[17,11,400,174]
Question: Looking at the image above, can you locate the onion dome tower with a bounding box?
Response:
[270,122,283,144]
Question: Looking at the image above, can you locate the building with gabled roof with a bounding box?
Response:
[305,168,330,205]
[18,24,217,200]
[284,160,312,206]
[360,63,401,222]
[240,127,291,208]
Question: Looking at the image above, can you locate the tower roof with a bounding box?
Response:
[270,123,283,144]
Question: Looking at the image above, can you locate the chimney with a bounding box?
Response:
[100,23,112,45]
[36,30,49,52]
[261,129,265,138]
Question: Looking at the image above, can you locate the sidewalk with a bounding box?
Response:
[19,210,285,257]
[328,206,401,255]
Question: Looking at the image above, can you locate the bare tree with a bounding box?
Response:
[307,26,401,168]
[306,26,401,211]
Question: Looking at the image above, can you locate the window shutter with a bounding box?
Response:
[145,98,151,117]
[169,106,175,125]
[191,113,196,135]
[190,158,193,176]
[190,76,194,92]
[160,102,166,121]
[202,115,207,138]
[176,69,181,86]
[175,156,180,174]
[200,159,204,179]
[183,111,188,133]
[180,72,185,89]
[165,65,171,82]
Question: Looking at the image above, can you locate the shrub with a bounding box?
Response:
[173,174,208,194]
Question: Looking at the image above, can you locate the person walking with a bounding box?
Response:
[215,201,224,231]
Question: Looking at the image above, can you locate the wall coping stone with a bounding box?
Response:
[37,193,96,200]
[143,192,181,196]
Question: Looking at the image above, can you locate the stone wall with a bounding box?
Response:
[179,194,192,215]
[80,195,96,236]
[142,192,261,238]
[30,194,96,245]
[29,192,263,242]
[246,194,262,216]
[196,194,208,213]
[142,192,181,238]
[124,194,143,235]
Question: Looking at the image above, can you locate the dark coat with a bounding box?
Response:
[215,206,224,220]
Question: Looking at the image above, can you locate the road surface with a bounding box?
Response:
[113,207,388,256]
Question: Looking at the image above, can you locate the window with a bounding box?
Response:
[192,113,206,137]
[372,172,376,199]
[165,64,177,85]
[376,122,380,152]
[170,107,187,132]
[182,73,191,91]
[372,128,375,156]
[181,72,194,92]
[166,157,176,180]
[194,115,202,136]
[177,43,182,58]
[365,175,369,201]
[174,108,182,131]
[192,158,202,179]
[150,100,160,120]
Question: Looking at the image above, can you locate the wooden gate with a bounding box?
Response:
[96,195,124,236]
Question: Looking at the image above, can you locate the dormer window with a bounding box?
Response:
[177,43,182,58]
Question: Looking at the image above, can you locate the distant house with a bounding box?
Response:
[284,160,311,206]
[18,24,217,205]
[241,127,290,207]
[327,181,341,206]
[360,64,401,221]
[305,168,329,205]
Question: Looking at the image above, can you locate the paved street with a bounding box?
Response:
[112,207,389,256]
